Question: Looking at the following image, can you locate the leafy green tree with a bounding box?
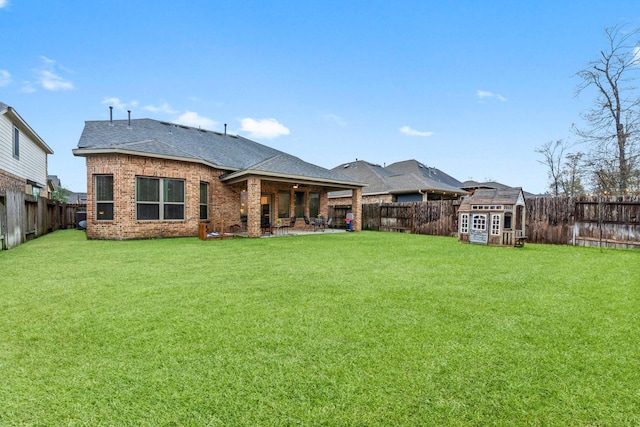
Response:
[50,186,72,203]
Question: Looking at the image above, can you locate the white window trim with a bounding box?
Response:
[460,213,469,234]
[471,213,487,231]
[491,213,501,235]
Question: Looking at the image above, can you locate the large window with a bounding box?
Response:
[278,191,290,218]
[13,126,19,159]
[136,177,184,221]
[95,175,114,221]
[460,213,469,234]
[200,182,208,220]
[294,192,305,218]
[309,192,320,218]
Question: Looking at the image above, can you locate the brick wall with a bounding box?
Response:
[0,169,25,196]
[85,154,240,240]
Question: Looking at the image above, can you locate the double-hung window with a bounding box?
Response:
[136,177,185,221]
[278,191,290,219]
[309,192,320,218]
[199,182,208,220]
[95,175,114,220]
[13,126,19,159]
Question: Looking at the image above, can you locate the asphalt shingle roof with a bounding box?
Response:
[75,119,362,186]
[459,187,525,210]
[330,159,466,197]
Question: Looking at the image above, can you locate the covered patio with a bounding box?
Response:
[220,172,364,238]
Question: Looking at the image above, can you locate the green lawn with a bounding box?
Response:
[1,230,639,426]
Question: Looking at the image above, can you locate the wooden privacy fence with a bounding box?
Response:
[528,195,640,248]
[1,190,84,250]
[361,196,640,248]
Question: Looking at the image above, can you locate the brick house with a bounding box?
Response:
[1,102,54,249]
[72,117,365,239]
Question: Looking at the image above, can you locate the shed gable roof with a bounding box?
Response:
[459,187,525,210]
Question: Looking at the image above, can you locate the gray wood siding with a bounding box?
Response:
[0,114,49,186]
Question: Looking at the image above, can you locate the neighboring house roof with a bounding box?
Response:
[459,187,525,211]
[331,160,400,196]
[329,159,466,198]
[66,192,87,204]
[73,118,364,189]
[461,180,536,198]
[0,102,54,155]
[461,180,513,191]
[386,160,463,189]
[385,159,466,194]
[48,175,61,189]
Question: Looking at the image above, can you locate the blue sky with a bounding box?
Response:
[2,0,640,194]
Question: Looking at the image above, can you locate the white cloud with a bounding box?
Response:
[477,89,507,102]
[399,126,434,137]
[39,70,74,91]
[0,0,9,9]
[633,46,640,65]
[143,102,178,115]
[239,118,290,139]
[40,55,56,65]
[0,69,10,86]
[20,82,36,93]
[323,113,347,127]
[36,56,74,91]
[175,111,216,129]
[101,97,136,111]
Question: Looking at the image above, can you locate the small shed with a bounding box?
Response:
[458,187,526,247]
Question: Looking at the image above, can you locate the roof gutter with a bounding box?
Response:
[2,105,54,154]
[72,147,238,173]
[220,169,367,189]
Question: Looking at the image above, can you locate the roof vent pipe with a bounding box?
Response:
[127,110,131,128]
[109,106,113,126]
[224,123,227,135]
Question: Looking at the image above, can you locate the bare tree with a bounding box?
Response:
[536,140,567,196]
[574,24,640,195]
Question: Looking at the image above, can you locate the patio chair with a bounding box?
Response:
[261,217,272,235]
[303,217,313,230]
[288,217,297,231]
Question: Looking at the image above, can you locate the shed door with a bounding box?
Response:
[469,213,488,244]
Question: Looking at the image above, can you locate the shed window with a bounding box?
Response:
[95,175,114,221]
[136,177,184,221]
[460,213,469,234]
[199,182,208,220]
[491,214,501,235]
[471,213,487,231]
[13,126,19,159]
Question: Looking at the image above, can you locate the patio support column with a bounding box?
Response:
[247,176,262,238]
[352,187,362,231]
